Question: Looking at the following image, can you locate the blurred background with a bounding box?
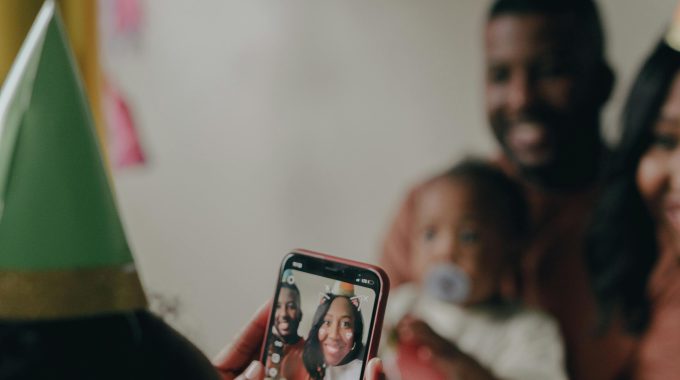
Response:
[1,0,677,357]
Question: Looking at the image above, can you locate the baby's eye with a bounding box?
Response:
[459,229,480,243]
[424,227,437,242]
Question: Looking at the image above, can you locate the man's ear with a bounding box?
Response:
[577,62,615,111]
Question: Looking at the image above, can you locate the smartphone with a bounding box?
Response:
[260,249,389,380]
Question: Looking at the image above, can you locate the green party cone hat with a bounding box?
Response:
[0,0,147,319]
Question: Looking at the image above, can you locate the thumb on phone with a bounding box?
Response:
[365,357,386,380]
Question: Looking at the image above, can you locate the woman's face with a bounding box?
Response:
[637,70,680,253]
[318,297,356,366]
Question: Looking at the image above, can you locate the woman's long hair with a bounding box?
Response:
[587,40,680,334]
[302,295,364,380]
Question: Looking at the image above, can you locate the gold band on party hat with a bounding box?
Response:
[0,265,147,319]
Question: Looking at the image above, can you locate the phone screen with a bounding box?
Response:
[262,251,383,380]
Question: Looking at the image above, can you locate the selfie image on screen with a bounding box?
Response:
[264,268,377,380]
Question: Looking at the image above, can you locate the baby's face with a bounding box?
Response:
[412,178,508,305]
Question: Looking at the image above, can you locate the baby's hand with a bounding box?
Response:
[396,315,460,359]
[394,316,459,379]
[396,316,497,380]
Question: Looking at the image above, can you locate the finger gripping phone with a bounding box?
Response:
[260,249,389,380]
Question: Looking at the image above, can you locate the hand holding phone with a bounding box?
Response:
[261,249,389,380]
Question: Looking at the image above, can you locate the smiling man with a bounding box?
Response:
[263,280,307,380]
[274,284,304,343]
[380,1,636,379]
[484,1,611,190]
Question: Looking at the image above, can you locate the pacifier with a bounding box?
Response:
[424,263,470,304]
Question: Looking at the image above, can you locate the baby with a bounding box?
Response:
[383,160,567,380]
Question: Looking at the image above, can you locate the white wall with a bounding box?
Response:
[102,0,677,356]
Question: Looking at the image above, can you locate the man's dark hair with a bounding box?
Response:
[587,41,680,335]
[489,0,606,63]
[280,282,301,297]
